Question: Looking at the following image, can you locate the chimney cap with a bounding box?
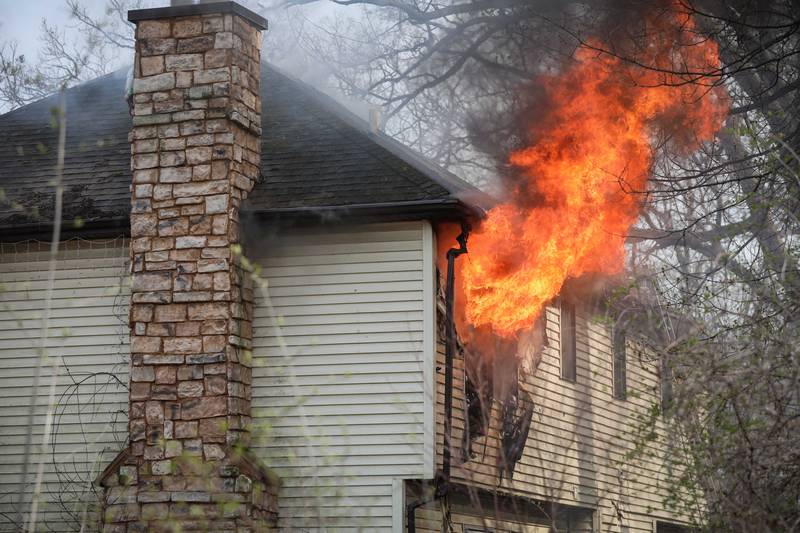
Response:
[128,1,267,31]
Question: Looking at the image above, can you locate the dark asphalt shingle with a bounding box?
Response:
[0,64,482,231]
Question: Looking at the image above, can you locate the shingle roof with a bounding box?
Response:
[0,64,484,236]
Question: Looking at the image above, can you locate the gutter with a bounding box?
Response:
[245,198,484,225]
[0,216,129,241]
[0,199,484,242]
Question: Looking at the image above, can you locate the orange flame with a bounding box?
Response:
[461,9,729,339]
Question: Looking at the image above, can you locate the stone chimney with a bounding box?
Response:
[98,2,277,531]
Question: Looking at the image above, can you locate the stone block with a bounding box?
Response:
[235,475,252,493]
[151,459,172,476]
[140,56,165,76]
[130,418,146,441]
[133,272,172,292]
[131,213,158,237]
[177,35,215,54]
[138,20,171,39]
[204,374,227,395]
[153,184,173,201]
[160,151,186,167]
[181,396,227,419]
[158,217,190,236]
[141,38,177,56]
[119,465,138,486]
[215,32,234,49]
[142,354,185,365]
[173,19,203,38]
[177,380,204,398]
[188,302,228,320]
[165,439,183,458]
[164,337,203,354]
[186,146,213,165]
[175,420,198,438]
[135,184,153,198]
[173,291,213,303]
[132,153,159,170]
[137,491,170,503]
[131,366,156,382]
[133,72,176,94]
[131,304,154,322]
[151,384,177,402]
[155,365,177,384]
[203,443,226,460]
[161,137,186,151]
[154,304,187,322]
[141,501,169,520]
[160,166,192,183]
[173,110,205,121]
[131,336,161,353]
[195,67,229,84]
[176,235,207,249]
[171,491,211,503]
[176,321,201,337]
[198,416,227,441]
[165,53,204,71]
[204,193,228,214]
[197,258,228,272]
[145,401,164,425]
[202,17,224,33]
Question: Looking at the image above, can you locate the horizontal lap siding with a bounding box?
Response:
[0,243,130,533]
[251,222,430,532]
[440,303,690,532]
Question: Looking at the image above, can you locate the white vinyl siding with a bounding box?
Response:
[0,241,129,533]
[251,221,434,532]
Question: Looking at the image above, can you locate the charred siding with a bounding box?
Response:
[436,302,693,533]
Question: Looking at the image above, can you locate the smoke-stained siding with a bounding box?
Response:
[0,241,129,532]
[251,221,435,531]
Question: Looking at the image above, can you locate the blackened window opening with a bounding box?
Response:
[560,300,577,382]
[613,327,627,400]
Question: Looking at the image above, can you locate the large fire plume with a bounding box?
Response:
[459,7,729,340]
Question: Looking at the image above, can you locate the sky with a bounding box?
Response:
[0,0,374,119]
[0,0,110,59]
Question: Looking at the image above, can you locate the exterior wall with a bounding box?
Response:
[437,300,691,532]
[250,221,436,531]
[0,240,130,532]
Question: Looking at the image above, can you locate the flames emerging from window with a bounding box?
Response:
[459,8,729,340]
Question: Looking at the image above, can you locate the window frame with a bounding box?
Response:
[560,298,577,382]
[612,326,627,400]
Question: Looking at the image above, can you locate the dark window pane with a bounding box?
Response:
[560,300,576,382]
[661,357,674,414]
[613,327,627,400]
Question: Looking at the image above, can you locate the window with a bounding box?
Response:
[560,299,576,382]
[656,520,692,533]
[660,357,674,414]
[612,327,627,400]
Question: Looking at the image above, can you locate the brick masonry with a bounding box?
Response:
[98,4,277,532]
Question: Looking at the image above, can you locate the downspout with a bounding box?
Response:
[407,222,470,532]
[442,223,469,482]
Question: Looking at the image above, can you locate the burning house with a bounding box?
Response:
[0,1,727,531]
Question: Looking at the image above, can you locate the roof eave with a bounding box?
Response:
[0,199,484,241]
[243,198,484,227]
